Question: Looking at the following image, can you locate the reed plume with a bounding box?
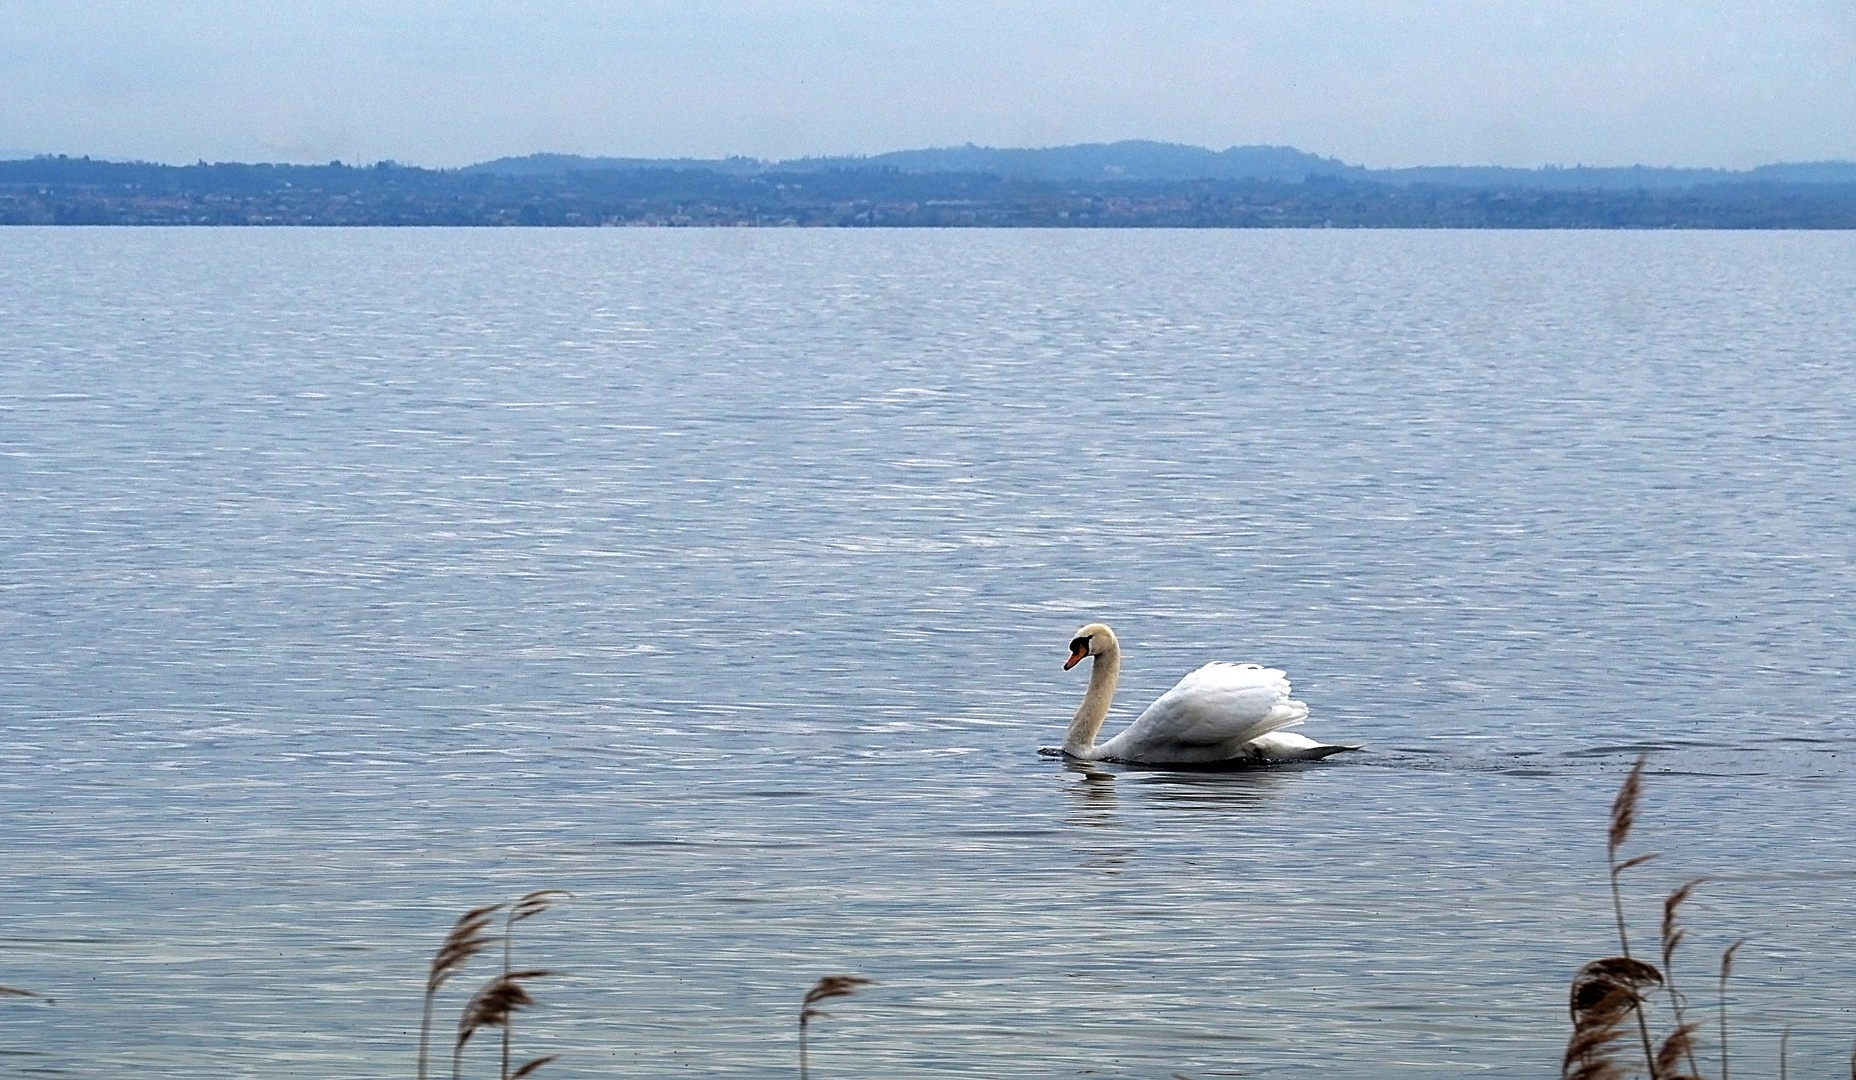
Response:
[454,969,554,1080]
[1655,1022,1702,1080]
[1566,957,1664,1080]
[1608,757,1657,960]
[1660,879,1707,1078]
[799,975,873,1080]
[510,1055,559,1078]
[500,891,570,1080]
[1717,939,1745,1080]
[421,904,503,1080]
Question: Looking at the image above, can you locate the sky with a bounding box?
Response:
[1,0,1851,170]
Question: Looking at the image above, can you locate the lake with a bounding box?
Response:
[2,226,1853,1079]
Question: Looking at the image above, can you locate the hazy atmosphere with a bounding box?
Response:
[3,0,1851,169]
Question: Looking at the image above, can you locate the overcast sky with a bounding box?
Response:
[3,1,1851,169]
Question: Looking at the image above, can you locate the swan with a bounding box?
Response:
[1061,623,1359,766]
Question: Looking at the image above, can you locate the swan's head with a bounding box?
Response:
[1065,622,1117,670]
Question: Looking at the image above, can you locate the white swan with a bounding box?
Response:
[1062,623,1359,766]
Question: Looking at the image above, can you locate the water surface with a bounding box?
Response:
[2,227,1854,1078]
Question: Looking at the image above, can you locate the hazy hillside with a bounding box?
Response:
[466,141,1856,188]
[464,141,1353,181]
[788,141,1358,181]
[1378,161,1856,189]
[473,153,765,177]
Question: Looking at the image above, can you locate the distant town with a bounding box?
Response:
[5,141,1854,227]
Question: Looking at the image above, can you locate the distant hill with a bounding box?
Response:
[1375,161,1856,189]
[466,141,1856,189]
[468,141,1356,182]
[471,153,766,177]
[791,141,1358,182]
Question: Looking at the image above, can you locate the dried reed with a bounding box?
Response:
[1567,758,1759,1080]
[1655,1022,1703,1080]
[454,969,554,1080]
[500,891,570,1080]
[510,1054,559,1078]
[1566,957,1663,1080]
[1601,755,1661,1076]
[1718,939,1744,1080]
[1567,758,1856,1080]
[421,904,503,1080]
[799,975,873,1080]
[1662,878,1707,1078]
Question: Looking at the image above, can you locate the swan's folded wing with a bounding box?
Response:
[1118,662,1309,751]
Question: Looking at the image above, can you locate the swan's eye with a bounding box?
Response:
[1069,636,1090,653]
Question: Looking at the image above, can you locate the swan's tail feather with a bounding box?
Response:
[1241,698,1310,744]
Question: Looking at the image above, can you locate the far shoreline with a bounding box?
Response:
[6,150,1856,229]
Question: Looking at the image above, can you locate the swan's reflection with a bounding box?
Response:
[1061,757,1121,822]
[1059,760,1131,872]
[1131,765,1296,810]
[1058,758,1302,874]
[1060,755,1300,814]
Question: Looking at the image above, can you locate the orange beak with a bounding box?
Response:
[1064,644,1087,670]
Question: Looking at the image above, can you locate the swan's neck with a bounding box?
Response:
[1065,647,1120,757]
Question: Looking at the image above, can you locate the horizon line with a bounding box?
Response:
[6,140,1854,174]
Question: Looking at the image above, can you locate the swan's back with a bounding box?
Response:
[1094,662,1309,765]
